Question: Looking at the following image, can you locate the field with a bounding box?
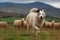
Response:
[0,28,58,40]
[0,17,60,40]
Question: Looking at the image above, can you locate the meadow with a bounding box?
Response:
[0,16,60,40]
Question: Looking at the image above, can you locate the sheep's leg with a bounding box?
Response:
[33,26,40,36]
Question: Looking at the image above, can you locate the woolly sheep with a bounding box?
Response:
[13,20,21,29]
[42,21,54,29]
[54,22,60,29]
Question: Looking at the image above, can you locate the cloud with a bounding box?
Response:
[51,3,60,8]
[45,2,60,8]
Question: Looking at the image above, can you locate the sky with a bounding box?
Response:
[0,0,60,8]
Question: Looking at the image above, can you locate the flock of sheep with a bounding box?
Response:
[13,19,60,30]
[42,20,60,30]
[0,18,60,29]
[0,8,60,36]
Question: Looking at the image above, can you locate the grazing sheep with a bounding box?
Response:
[42,20,60,30]
[0,22,8,28]
[13,18,27,30]
[42,21,54,29]
[26,8,46,36]
[54,22,60,29]
[49,20,60,30]
[13,20,21,29]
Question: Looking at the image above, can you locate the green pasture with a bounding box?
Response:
[0,28,57,40]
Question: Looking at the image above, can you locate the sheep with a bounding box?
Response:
[54,22,60,29]
[23,20,28,29]
[20,18,28,29]
[42,20,60,30]
[42,20,54,30]
[13,18,28,30]
[49,20,60,30]
[26,8,46,36]
[0,22,8,28]
[13,20,21,29]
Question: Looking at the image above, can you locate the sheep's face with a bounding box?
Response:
[39,10,46,20]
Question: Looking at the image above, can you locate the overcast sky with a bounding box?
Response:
[0,0,60,8]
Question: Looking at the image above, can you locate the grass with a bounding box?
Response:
[0,17,21,23]
[46,17,60,22]
[0,28,57,40]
